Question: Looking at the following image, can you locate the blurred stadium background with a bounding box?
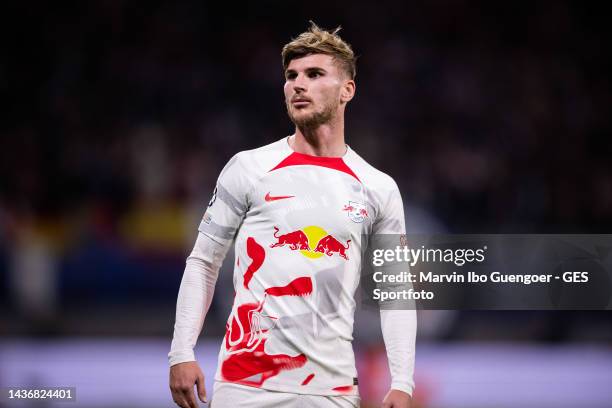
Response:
[1,1,611,407]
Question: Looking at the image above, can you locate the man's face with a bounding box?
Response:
[284,54,351,129]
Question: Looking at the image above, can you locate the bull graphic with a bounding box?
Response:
[314,235,351,260]
[270,226,310,251]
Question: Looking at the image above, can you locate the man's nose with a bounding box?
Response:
[293,73,307,93]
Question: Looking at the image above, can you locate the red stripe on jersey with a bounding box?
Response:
[301,373,315,386]
[269,152,361,182]
[265,276,313,297]
[243,237,265,289]
[221,341,307,386]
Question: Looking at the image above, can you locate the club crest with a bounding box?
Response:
[342,201,369,223]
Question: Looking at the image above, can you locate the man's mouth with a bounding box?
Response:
[291,97,311,107]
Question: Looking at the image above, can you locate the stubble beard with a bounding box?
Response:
[286,98,338,131]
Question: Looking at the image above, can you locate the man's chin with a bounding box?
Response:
[287,106,335,129]
[289,113,316,128]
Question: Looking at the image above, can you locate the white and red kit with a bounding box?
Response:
[169,137,416,396]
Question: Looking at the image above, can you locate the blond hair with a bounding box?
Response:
[282,21,356,80]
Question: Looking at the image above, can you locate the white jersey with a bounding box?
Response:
[198,137,406,396]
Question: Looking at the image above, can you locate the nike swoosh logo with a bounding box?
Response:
[265,192,295,202]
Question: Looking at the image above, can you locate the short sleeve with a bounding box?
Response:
[198,153,250,245]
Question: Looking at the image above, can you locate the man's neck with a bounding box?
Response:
[290,120,346,157]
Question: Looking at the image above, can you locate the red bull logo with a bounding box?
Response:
[314,235,351,260]
[270,226,310,251]
[270,225,351,260]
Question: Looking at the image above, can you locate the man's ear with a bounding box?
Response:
[340,80,356,103]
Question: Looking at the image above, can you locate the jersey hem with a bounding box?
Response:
[213,377,360,397]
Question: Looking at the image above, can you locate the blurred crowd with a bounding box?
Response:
[1,1,610,339]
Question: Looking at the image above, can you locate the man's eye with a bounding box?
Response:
[286,73,297,80]
[309,72,321,78]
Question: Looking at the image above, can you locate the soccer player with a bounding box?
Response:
[169,22,416,408]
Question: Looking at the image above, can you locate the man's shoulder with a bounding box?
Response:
[229,137,290,171]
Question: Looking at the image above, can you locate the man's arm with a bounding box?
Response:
[169,152,251,407]
[372,178,417,408]
[169,232,229,408]
[169,232,227,366]
[380,309,417,408]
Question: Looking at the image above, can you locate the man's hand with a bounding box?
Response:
[382,389,412,408]
[169,361,207,408]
